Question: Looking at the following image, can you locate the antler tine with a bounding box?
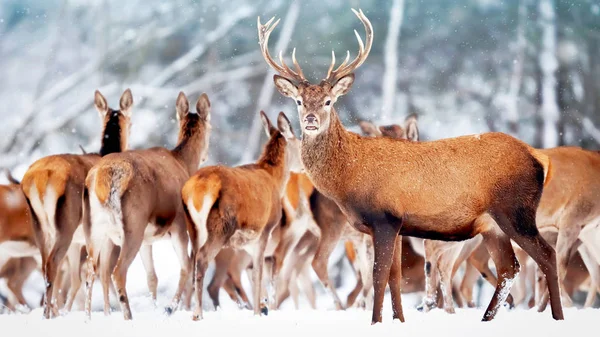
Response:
[325,8,373,84]
[278,49,306,82]
[326,50,336,79]
[257,17,284,73]
[333,50,350,73]
[291,48,306,80]
[257,16,306,83]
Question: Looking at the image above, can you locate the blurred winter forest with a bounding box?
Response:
[1,0,600,177]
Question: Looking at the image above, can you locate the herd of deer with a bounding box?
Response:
[1,9,600,325]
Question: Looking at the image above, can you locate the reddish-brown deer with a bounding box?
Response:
[207,172,318,311]
[0,169,37,273]
[258,8,563,323]
[533,147,600,310]
[21,89,133,318]
[182,111,302,320]
[82,92,211,320]
[0,256,37,312]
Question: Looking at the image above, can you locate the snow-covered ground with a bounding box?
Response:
[1,241,598,336]
[1,301,597,337]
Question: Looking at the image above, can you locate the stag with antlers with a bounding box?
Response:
[258,8,563,324]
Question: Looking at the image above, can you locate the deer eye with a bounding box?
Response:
[325,100,331,106]
[296,100,302,106]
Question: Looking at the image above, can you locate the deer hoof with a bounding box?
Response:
[260,306,269,316]
[164,306,174,316]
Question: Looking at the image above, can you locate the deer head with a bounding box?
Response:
[359,114,420,141]
[94,88,134,154]
[260,111,303,173]
[258,9,372,137]
[175,92,212,165]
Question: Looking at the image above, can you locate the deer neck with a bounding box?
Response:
[172,130,203,176]
[257,133,289,195]
[301,109,354,200]
[99,110,127,156]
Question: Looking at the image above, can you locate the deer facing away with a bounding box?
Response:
[181,111,302,320]
[21,89,133,318]
[82,92,211,320]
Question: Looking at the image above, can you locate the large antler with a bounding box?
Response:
[325,8,373,84]
[257,16,307,83]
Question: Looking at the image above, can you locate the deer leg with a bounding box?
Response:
[42,236,71,319]
[192,234,226,320]
[288,269,301,309]
[83,242,99,319]
[52,260,69,312]
[512,247,531,307]
[99,240,118,315]
[468,247,500,297]
[207,249,232,309]
[371,222,400,324]
[220,276,241,306]
[346,273,364,308]
[182,277,193,311]
[506,232,563,320]
[388,235,405,321]
[438,245,462,314]
[230,251,252,310]
[480,231,519,321]
[166,224,191,314]
[252,225,273,316]
[419,239,441,312]
[449,238,482,308]
[64,243,83,312]
[552,226,580,308]
[460,260,481,308]
[358,236,374,309]
[311,227,345,310]
[111,229,144,320]
[263,256,276,309]
[139,244,158,306]
[6,264,31,311]
[275,245,300,308]
[578,244,600,308]
[299,263,317,309]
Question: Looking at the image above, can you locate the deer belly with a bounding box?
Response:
[227,229,260,250]
[401,216,477,242]
[0,240,38,259]
[142,224,169,244]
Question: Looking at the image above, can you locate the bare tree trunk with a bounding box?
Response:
[539,0,560,148]
[380,0,405,123]
[505,0,527,135]
[240,1,300,164]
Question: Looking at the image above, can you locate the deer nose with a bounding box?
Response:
[305,114,317,124]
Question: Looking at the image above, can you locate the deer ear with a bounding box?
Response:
[380,125,405,139]
[358,120,381,137]
[277,111,295,139]
[196,93,211,122]
[331,74,354,98]
[273,75,298,98]
[176,92,189,121]
[119,88,133,117]
[404,114,419,141]
[260,111,275,137]
[94,90,108,117]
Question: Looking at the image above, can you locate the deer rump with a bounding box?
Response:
[183,165,282,249]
